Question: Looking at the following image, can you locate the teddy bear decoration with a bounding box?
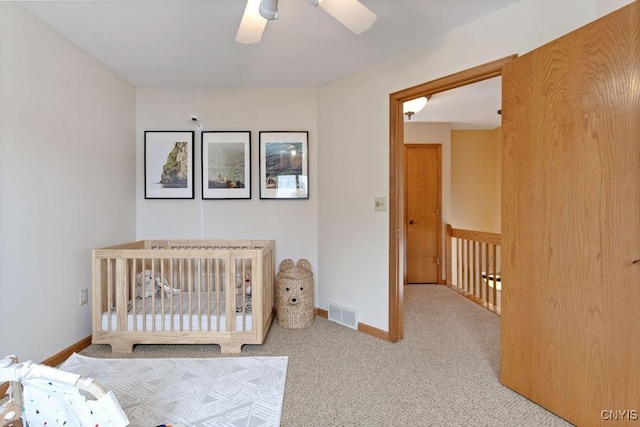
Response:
[276,259,314,329]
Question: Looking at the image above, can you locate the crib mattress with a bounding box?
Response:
[101,292,252,332]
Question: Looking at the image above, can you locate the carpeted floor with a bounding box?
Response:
[80,285,574,427]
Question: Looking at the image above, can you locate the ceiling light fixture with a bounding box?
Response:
[309,0,377,34]
[259,0,278,20]
[236,0,268,44]
[237,0,376,44]
[403,96,430,120]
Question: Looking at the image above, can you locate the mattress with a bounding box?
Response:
[101,292,252,332]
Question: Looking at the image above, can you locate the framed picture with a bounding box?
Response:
[144,131,195,199]
[201,131,251,199]
[259,131,309,199]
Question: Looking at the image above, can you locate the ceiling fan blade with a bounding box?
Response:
[236,0,268,44]
[316,0,377,34]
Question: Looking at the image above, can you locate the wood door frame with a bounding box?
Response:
[388,55,516,342]
[404,143,442,285]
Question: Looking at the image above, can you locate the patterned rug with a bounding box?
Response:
[58,353,288,427]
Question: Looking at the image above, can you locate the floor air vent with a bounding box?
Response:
[327,302,359,329]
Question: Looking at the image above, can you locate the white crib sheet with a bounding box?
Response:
[101,292,252,332]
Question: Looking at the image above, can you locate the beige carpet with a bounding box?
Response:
[80,285,574,427]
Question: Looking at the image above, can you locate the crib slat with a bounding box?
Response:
[239,258,248,331]
[196,258,202,332]
[169,258,175,332]
[204,258,211,332]
[115,259,128,333]
[130,259,136,332]
[216,258,221,332]
[105,260,113,331]
[160,260,166,330]
[151,259,157,331]
[142,258,148,331]
[226,258,236,332]
[179,258,185,331]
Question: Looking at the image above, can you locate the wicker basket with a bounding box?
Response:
[276,259,314,329]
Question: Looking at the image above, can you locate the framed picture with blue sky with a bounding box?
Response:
[259,131,309,199]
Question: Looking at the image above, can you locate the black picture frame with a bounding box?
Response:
[201,131,252,199]
[144,131,195,199]
[259,131,309,199]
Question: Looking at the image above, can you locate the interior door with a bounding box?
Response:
[405,144,441,284]
[500,2,640,426]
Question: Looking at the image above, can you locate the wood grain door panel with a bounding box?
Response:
[405,144,442,284]
[500,3,640,425]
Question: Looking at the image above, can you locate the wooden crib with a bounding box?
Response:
[91,240,275,354]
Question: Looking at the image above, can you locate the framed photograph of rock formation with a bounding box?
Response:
[201,131,251,199]
[144,131,194,199]
[259,131,309,199]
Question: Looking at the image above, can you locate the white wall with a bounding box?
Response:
[317,0,602,332]
[0,3,136,362]
[597,0,634,16]
[136,88,319,286]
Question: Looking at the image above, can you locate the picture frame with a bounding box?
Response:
[201,131,251,199]
[259,131,309,199]
[144,131,195,199]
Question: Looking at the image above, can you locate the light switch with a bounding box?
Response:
[374,197,387,211]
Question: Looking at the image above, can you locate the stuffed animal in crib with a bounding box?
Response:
[235,271,252,297]
[135,269,180,299]
[235,271,252,313]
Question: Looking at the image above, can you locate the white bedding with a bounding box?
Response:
[101,292,252,332]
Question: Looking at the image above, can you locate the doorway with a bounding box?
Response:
[387,55,516,342]
[404,144,442,284]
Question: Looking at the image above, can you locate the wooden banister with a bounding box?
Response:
[445,224,502,315]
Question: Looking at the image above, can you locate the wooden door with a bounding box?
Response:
[405,144,442,284]
[501,2,640,426]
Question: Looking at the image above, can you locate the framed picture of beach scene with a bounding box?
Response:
[201,131,251,199]
[259,131,309,199]
[144,131,194,199]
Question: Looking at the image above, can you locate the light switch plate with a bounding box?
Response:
[374,197,387,211]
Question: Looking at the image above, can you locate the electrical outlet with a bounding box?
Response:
[80,288,89,306]
[374,197,387,211]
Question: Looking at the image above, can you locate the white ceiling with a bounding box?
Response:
[406,76,502,128]
[16,0,515,127]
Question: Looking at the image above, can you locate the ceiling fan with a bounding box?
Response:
[236,0,377,44]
